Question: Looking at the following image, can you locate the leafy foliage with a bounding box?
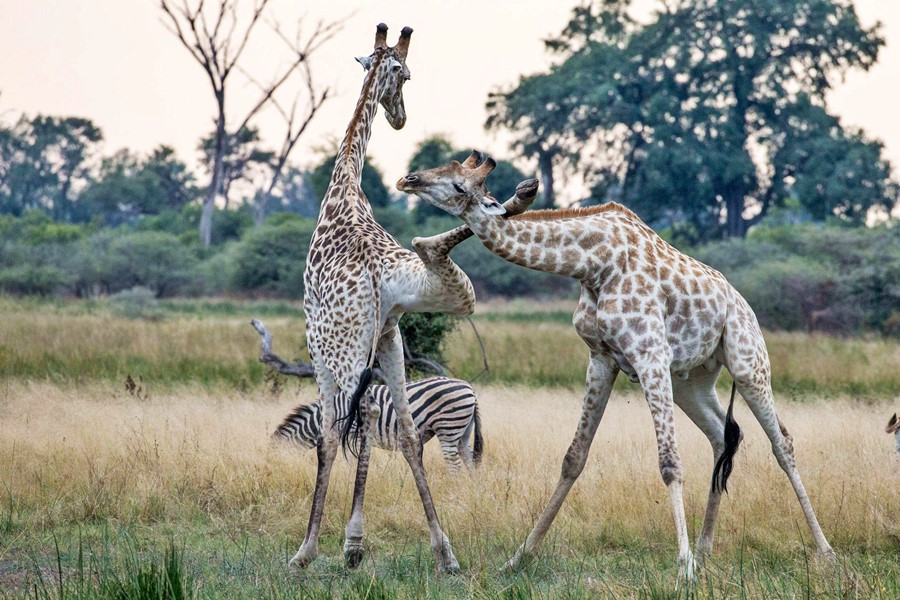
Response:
[488,0,896,240]
[306,153,391,209]
[230,214,315,298]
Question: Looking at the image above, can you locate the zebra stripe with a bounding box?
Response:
[273,376,483,471]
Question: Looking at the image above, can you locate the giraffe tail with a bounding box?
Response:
[338,368,374,459]
[711,382,742,494]
[471,402,484,467]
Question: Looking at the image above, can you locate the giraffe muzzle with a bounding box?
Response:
[397,174,419,191]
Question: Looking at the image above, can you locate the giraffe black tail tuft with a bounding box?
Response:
[338,368,374,459]
[712,382,742,494]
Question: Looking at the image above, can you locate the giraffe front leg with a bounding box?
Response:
[378,324,460,574]
[343,393,374,568]
[290,418,339,568]
[672,365,729,561]
[504,353,616,571]
[639,361,695,583]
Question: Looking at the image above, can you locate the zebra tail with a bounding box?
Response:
[338,368,374,459]
[472,402,484,467]
[711,382,742,494]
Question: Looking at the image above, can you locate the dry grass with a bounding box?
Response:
[2,381,898,597]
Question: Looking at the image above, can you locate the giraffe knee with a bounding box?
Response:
[778,419,794,453]
[560,446,588,480]
[659,454,684,486]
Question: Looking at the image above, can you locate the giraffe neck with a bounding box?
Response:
[328,58,391,202]
[461,208,615,280]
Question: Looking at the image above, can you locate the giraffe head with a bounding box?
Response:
[887,413,899,435]
[355,23,413,130]
[397,151,507,216]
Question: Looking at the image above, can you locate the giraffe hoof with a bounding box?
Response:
[288,545,317,569]
[344,545,365,569]
[515,178,539,198]
[676,554,697,586]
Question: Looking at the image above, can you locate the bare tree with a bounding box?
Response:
[159,0,339,245]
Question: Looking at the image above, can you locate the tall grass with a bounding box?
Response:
[2,382,899,597]
[2,297,898,396]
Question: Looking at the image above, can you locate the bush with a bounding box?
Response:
[0,264,70,295]
[109,286,164,320]
[101,231,199,297]
[230,215,315,298]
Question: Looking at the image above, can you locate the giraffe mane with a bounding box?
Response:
[508,202,638,222]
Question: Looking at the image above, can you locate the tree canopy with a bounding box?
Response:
[487,0,896,241]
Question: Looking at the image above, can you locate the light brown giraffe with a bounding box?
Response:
[295,26,534,572]
[398,155,834,579]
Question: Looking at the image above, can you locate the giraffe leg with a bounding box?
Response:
[723,317,834,557]
[735,381,834,556]
[343,393,374,568]
[504,353,617,571]
[290,368,339,568]
[672,365,728,560]
[378,324,460,574]
[638,360,696,582]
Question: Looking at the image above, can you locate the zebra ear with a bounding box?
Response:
[888,413,899,433]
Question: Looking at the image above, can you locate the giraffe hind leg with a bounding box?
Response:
[723,319,834,556]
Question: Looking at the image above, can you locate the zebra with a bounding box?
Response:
[274,377,483,471]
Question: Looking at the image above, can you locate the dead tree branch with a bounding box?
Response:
[250,318,315,377]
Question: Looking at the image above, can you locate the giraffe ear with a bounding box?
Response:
[355,55,374,71]
[478,195,506,216]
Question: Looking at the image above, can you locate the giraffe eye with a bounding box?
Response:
[453,183,465,194]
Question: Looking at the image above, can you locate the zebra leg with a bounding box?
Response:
[440,442,464,472]
[378,324,459,574]
[343,394,374,568]
[504,353,617,571]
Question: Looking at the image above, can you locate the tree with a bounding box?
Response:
[80,146,196,224]
[488,0,895,241]
[306,153,391,210]
[198,126,272,208]
[0,115,102,221]
[159,0,338,246]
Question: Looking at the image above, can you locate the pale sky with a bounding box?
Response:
[2,0,898,204]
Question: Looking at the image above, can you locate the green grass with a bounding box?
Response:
[2,296,899,397]
[3,525,898,599]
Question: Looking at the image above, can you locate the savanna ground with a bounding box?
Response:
[1,297,899,598]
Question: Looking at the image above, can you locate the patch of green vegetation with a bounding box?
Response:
[3,525,898,599]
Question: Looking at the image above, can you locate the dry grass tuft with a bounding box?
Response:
[2,382,897,557]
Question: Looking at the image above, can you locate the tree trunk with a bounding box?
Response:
[724,187,746,238]
[201,114,227,247]
[536,148,556,209]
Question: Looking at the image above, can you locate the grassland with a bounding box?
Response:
[1,297,899,598]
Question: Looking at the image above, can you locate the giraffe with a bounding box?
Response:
[397,154,834,579]
[295,25,535,571]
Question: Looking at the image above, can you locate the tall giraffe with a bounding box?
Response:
[397,155,834,578]
[296,25,534,570]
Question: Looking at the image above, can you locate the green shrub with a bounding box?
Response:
[101,231,199,297]
[0,264,70,295]
[728,257,836,331]
[109,286,164,320]
[230,215,315,298]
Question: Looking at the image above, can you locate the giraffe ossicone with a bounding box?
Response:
[400,153,835,578]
